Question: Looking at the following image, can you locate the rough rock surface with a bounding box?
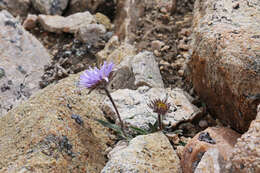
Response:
[0,73,115,172]
[68,0,105,14]
[228,105,260,173]
[181,127,241,173]
[0,0,31,17]
[38,11,96,34]
[101,132,181,173]
[97,35,136,65]
[188,0,260,132]
[194,148,222,173]
[31,0,69,15]
[103,87,201,129]
[76,24,106,46]
[0,10,51,116]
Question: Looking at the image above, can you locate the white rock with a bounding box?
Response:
[0,10,51,116]
[102,132,181,173]
[38,11,96,34]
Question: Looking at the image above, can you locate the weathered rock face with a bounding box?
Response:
[228,105,260,173]
[188,0,260,132]
[31,0,69,15]
[103,87,201,130]
[101,132,182,173]
[181,127,241,173]
[0,10,51,116]
[38,11,96,34]
[194,148,222,173]
[0,0,31,17]
[0,73,115,172]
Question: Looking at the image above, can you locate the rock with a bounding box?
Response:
[101,132,181,173]
[31,0,69,15]
[0,73,115,172]
[76,24,106,46]
[95,12,112,30]
[228,105,260,173]
[103,87,201,129]
[199,120,208,129]
[68,0,105,14]
[38,11,96,34]
[0,0,31,17]
[23,14,38,30]
[151,40,165,51]
[194,148,222,173]
[0,10,51,116]
[181,127,241,173]
[97,35,136,65]
[131,51,164,88]
[114,0,148,42]
[188,0,260,132]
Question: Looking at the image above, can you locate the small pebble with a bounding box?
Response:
[199,120,208,128]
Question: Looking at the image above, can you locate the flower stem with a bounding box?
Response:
[158,114,163,130]
[104,87,126,136]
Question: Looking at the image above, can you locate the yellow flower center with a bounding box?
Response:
[156,101,167,110]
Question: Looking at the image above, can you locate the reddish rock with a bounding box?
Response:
[228,105,260,173]
[23,14,38,30]
[181,127,241,173]
[188,0,260,132]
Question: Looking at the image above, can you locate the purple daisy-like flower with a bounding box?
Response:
[79,61,114,88]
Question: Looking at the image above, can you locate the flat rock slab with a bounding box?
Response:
[0,10,51,116]
[0,73,114,172]
[38,11,96,34]
[189,0,260,132]
[103,87,201,129]
[101,132,181,173]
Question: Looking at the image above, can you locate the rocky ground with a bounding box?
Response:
[0,0,259,172]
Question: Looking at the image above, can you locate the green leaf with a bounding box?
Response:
[95,119,122,133]
[129,126,149,135]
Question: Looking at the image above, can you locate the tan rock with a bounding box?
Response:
[23,14,38,30]
[181,127,241,173]
[38,11,96,34]
[95,12,112,30]
[0,73,115,172]
[188,0,260,132]
[101,132,182,173]
[96,35,136,65]
[228,105,260,173]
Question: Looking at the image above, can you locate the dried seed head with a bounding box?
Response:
[148,98,171,115]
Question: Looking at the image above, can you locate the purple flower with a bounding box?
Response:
[79,61,114,88]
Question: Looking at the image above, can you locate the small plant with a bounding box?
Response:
[147,97,171,130]
[79,61,126,137]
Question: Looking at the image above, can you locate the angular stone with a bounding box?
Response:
[76,24,106,46]
[0,10,51,116]
[31,0,69,15]
[0,73,115,172]
[181,127,241,173]
[228,105,260,173]
[0,0,30,17]
[132,51,164,88]
[97,35,136,65]
[194,148,222,173]
[38,11,96,34]
[188,0,260,132]
[68,0,105,14]
[23,14,38,30]
[103,87,201,130]
[95,12,112,30]
[101,132,181,173]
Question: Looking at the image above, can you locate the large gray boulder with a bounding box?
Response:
[0,10,51,116]
[188,0,260,132]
